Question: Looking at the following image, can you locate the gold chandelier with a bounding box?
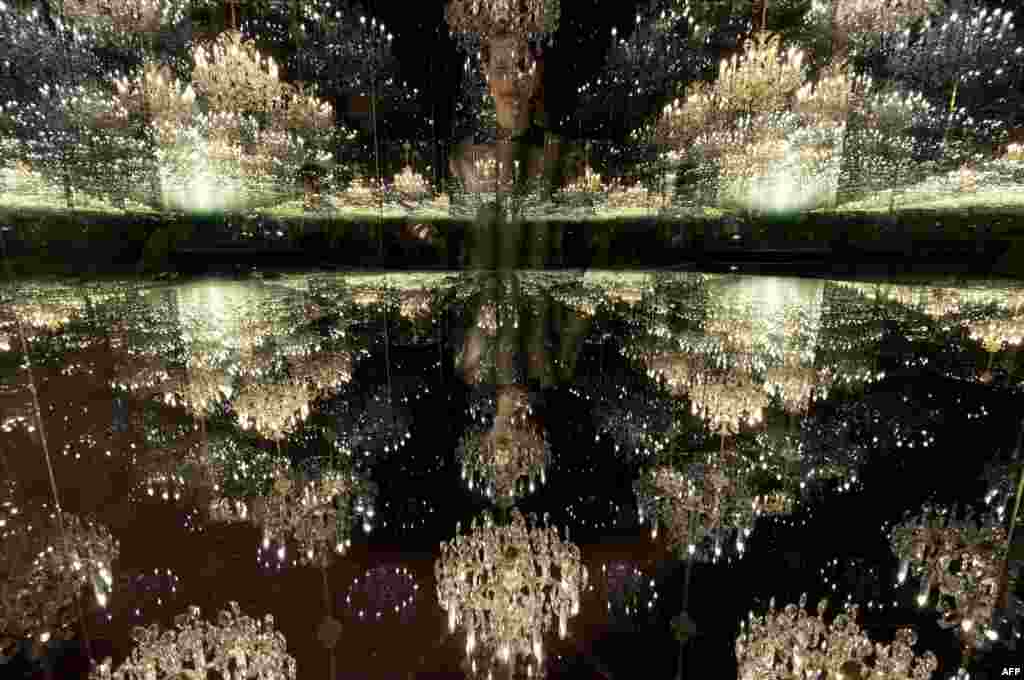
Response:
[459,386,550,503]
[92,602,297,680]
[763,363,833,415]
[736,594,939,679]
[637,454,756,562]
[232,381,313,441]
[254,458,374,569]
[891,505,1007,653]
[688,371,767,437]
[445,0,560,45]
[435,509,587,677]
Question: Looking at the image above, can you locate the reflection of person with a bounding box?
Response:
[449,33,589,267]
[449,33,584,199]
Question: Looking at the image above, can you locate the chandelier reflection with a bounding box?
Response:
[255,456,376,569]
[458,386,551,504]
[736,594,939,680]
[890,504,1008,654]
[233,381,312,441]
[445,0,561,45]
[2,498,118,645]
[436,510,587,678]
[93,602,297,680]
[342,565,421,625]
[762,363,834,415]
[688,370,767,437]
[636,454,756,563]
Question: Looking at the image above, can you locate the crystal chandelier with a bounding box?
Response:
[92,602,297,680]
[232,381,312,441]
[458,386,550,503]
[255,457,375,569]
[165,357,234,417]
[436,510,587,677]
[445,0,560,46]
[763,364,833,415]
[62,0,175,33]
[968,317,1024,353]
[398,289,434,321]
[735,594,939,679]
[285,349,353,398]
[1,501,118,644]
[890,504,1007,651]
[636,455,756,562]
[109,352,174,397]
[393,165,431,198]
[688,371,767,437]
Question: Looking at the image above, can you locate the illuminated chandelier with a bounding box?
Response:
[232,381,313,441]
[393,165,431,199]
[255,457,375,569]
[636,456,755,563]
[436,509,587,677]
[458,386,550,504]
[445,0,561,46]
[890,504,1007,652]
[92,602,297,680]
[735,594,939,679]
[165,357,234,416]
[1,499,118,645]
[399,289,435,321]
[62,0,178,33]
[763,363,834,415]
[109,351,174,397]
[968,317,1024,354]
[285,348,353,398]
[646,352,709,396]
[688,371,767,437]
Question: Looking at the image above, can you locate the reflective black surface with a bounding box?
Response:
[2,271,1024,679]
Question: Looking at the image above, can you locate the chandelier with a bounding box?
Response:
[393,165,431,199]
[646,352,709,396]
[337,176,386,210]
[62,0,177,33]
[636,457,755,562]
[436,510,587,677]
[736,594,939,679]
[255,457,376,569]
[688,372,767,437]
[92,602,297,680]
[763,364,833,415]
[232,381,313,441]
[398,289,434,322]
[1,501,118,644]
[458,386,550,503]
[890,504,1007,652]
[445,0,560,46]
[109,351,174,397]
[284,348,353,398]
[968,317,1024,354]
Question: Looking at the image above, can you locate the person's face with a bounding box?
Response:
[486,36,535,132]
